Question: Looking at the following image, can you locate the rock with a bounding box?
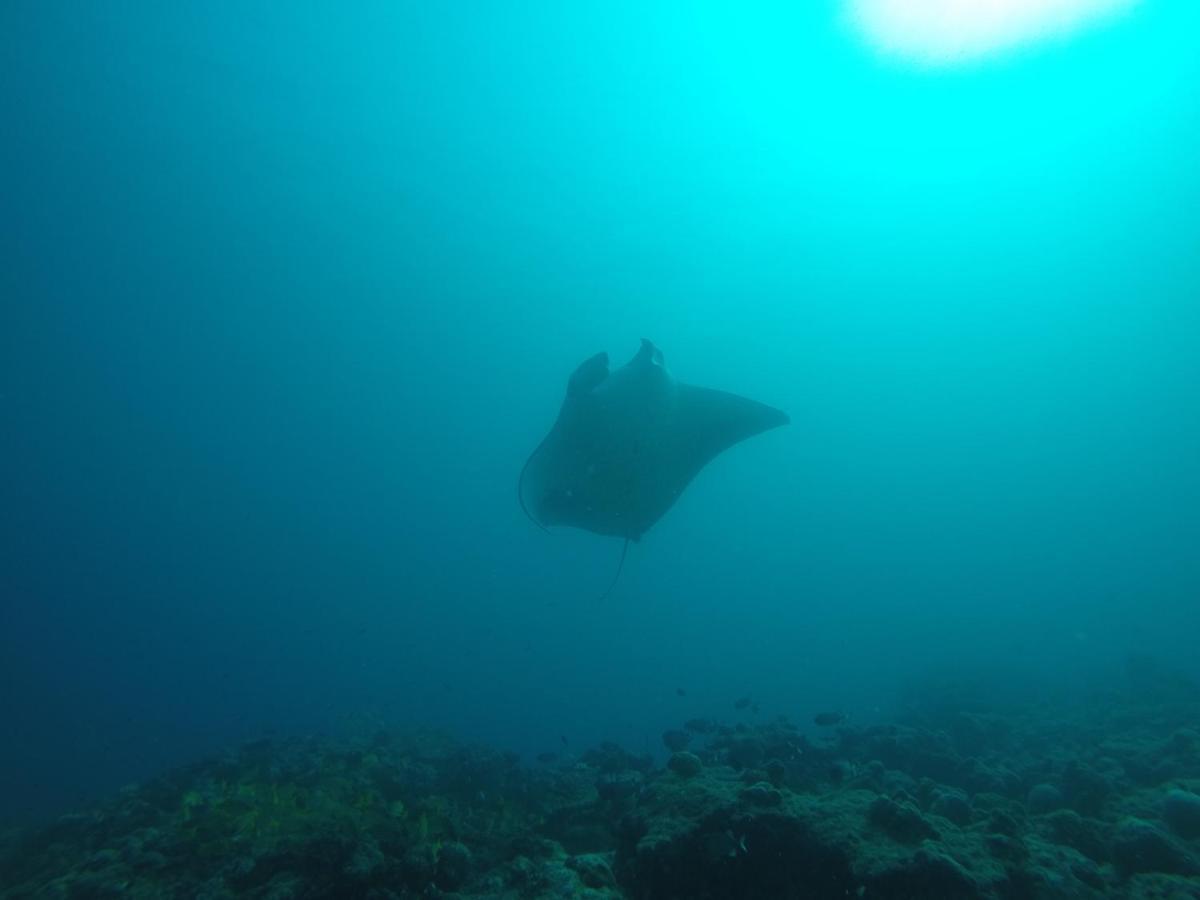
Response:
[862,847,981,899]
[345,838,384,878]
[930,788,972,826]
[862,727,961,785]
[739,782,783,807]
[1021,840,1107,899]
[402,843,439,883]
[1038,809,1107,863]
[985,806,1025,837]
[857,760,886,790]
[1027,783,1066,814]
[828,760,855,784]
[1127,873,1200,898]
[959,758,1019,797]
[666,751,702,778]
[84,848,120,870]
[882,768,918,798]
[986,832,1027,864]
[595,771,641,806]
[1167,728,1199,754]
[1162,788,1200,839]
[523,856,589,897]
[567,852,616,889]
[1061,762,1111,817]
[1110,817,1199,876]
[867,795,938,843]
[435,841,472,890]
[615,799,857,898]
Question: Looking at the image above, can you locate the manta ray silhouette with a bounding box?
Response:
[519,339,788,593]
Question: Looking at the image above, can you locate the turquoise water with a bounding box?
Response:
[2,1,1198,822]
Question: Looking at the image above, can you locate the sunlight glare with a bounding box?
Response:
[850,0,1142,64]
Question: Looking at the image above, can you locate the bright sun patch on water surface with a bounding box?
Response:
[850,0,1142,65]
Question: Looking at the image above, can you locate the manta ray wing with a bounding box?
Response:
[669,383,791,488]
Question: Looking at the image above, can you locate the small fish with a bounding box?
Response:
[734,696,753,710]
[726,830,748,856]
[676,687,687,697]
[704,829,748,859]
[813,712,848,727]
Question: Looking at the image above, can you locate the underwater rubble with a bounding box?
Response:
[3,680,1200,898]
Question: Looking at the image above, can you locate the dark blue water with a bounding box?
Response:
[3,0,1198,824]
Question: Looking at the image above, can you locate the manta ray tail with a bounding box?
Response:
[598,538,631,601]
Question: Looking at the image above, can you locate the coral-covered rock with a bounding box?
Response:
[1110,817,1199,876]
[1161,788,1200,839]
[867,796,939,844]
[6,676,1200,899]
[1061,762,1113,817]
[667,751,703,778]
[1037,809,1108,863]
[436,840,473,889]
[861,847,982,899]
[1019,838,1109,898]
[567,851,617,889]
[1028,783,1067,814]
[739,782,783,808]
[930,788,972,826]
[596,771,642,808]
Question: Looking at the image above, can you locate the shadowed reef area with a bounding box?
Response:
[4,664,1200,899]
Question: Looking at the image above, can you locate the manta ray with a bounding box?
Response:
[518,339,788,590]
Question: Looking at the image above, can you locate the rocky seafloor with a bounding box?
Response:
[4,670,1200,899]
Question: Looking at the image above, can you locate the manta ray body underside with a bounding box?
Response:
[518,339,789,543]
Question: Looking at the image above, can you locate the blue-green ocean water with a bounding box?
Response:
[2,1,1198,823]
